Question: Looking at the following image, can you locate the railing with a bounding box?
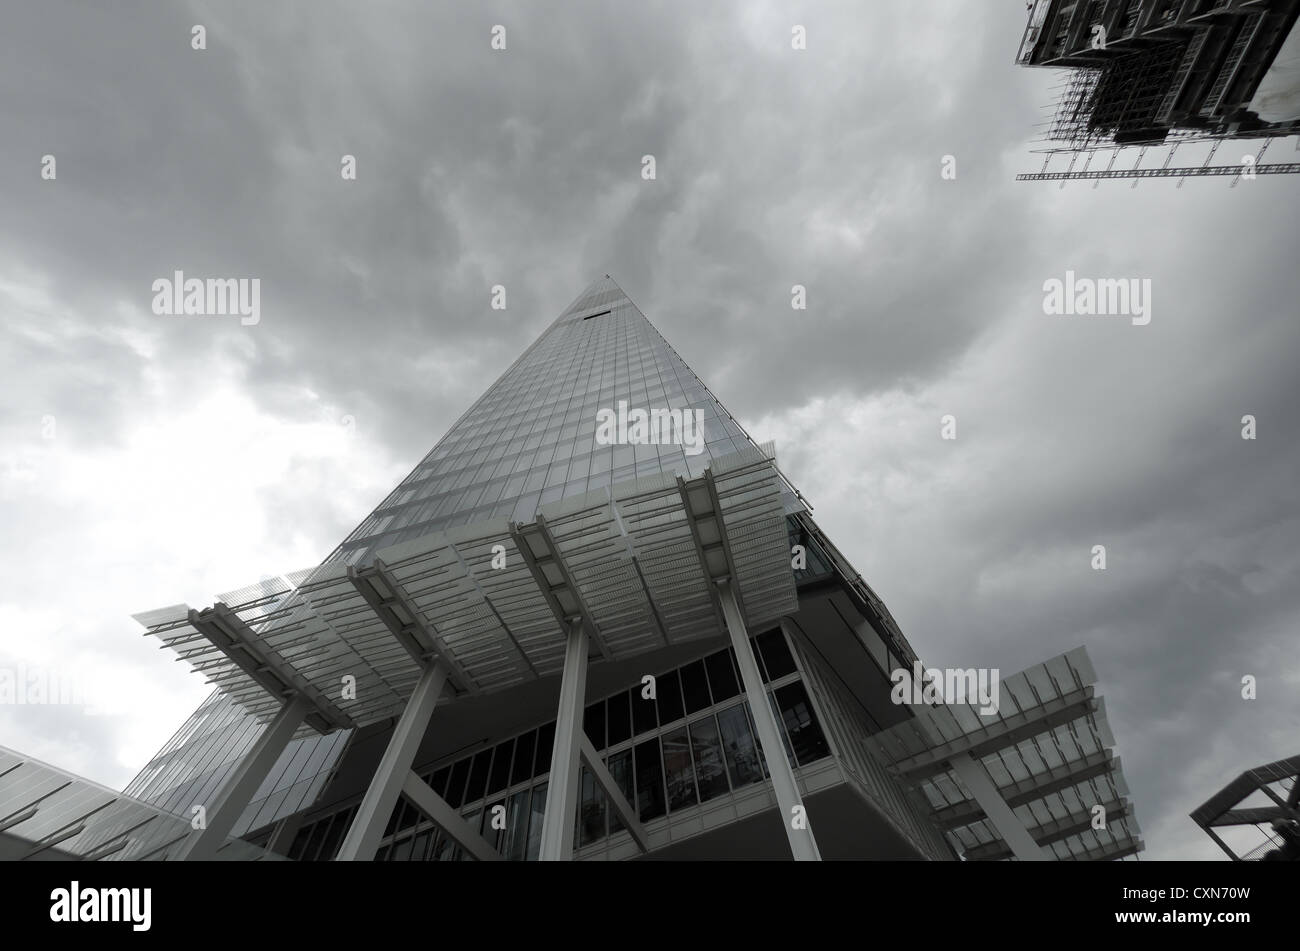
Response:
[1238,830,1286,861]
[793,511,921,668]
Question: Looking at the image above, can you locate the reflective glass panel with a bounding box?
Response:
[775,681,830,766]
[634,737,666,821]
[689,715,730,802]
[606,690,632,746]
[662,726,698,812]
[716,703,763,788]
[655,669,685,724]
[680,659,711,714]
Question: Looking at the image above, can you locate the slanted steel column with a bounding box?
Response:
[579,733,649,853]
[400,772,502,862]
[335,662,448,861]
[176,693,310,860]
[949,753,1049,861]
[716,580,821,861]
[537,620,589,861]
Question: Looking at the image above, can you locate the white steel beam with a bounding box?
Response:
[537,621,589,860]
[335,662,448,861]
[948,754,1049,861]
[717,579,821,861]
[579,733,648,853]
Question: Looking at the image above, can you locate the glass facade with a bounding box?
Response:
[122,689,351,835]
[285,630,832,861]
[329,276,787,567]
[126,276,798,835]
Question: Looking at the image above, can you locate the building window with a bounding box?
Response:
[680,659,711,714]
[704,649,741,701]
[774,681,830,766]
[634,737,667,822]
[445,757,471,808]
[487,739,514,795]
[632,686,658,736]
[584,700,607,749]
[756,629,797,680]
[511,730,537,785]
[656,668,686,724]
[505,789,530,860]
[607,750,633,833]
[292,635,834,860]
[466,749,491,805]
[606,691,632,746]
[532,723,555,780]
[688,715,730,802]
[525,783,547,860]
[716,703,764,789]
[662,726,699,812]
[577,767,606,846]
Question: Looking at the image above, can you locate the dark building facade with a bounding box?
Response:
[1019,0,1300,147]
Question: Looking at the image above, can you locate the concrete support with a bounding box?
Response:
[335,662,447,861]
[176,693,310,860]
[537,621,589,861]
[949,752,1049,861]
[717,580,821,861]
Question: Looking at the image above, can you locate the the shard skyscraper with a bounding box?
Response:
[114,277,1140,862]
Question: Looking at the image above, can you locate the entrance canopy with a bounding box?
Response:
[134,450,799,735]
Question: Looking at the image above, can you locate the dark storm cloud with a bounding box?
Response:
[760,194,1300,858]
[2,0,1297,859]
[2,1,1037,453]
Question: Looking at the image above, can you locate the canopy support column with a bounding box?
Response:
[537,621,589,861]
[335,663,447,861]
[176,693,310,860]
[717,579,821,861]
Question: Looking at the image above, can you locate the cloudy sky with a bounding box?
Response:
[2,1,1297,861]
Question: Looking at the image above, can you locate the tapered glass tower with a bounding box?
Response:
[114,277,1141,862]
[126,276,799,835]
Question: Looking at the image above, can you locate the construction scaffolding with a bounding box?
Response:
[1017,160,1300,180]
[1019,134,1300,185]
[1016,0,1300,183]
[1044,44,1189,147]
